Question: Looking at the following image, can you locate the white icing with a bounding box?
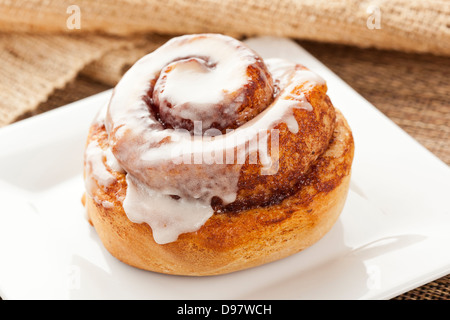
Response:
[153,51,254,130]
[84,106,124,208]
[84,140,116,197]
[265,58,325,88]
[135,59,320,168]
[124,175,214,244]
[93,34,326,244]
[92,195,115,209]
[107,34,259,137]
[105,147,125,173]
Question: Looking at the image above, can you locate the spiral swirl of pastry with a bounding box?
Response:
[84,34,355,276]
[86,34,339,245]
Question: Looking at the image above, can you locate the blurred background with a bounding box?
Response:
[0,0,448,299]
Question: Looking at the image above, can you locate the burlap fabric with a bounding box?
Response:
[0,0,449,126]
[1,0,449,54]
[0,0,449,299]
[0,33,167,125]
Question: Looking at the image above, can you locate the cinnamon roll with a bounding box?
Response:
[83,34,354,276]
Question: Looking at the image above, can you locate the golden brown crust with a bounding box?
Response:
[84,34,354,275]
[85,109,354,276]
[227,79,336,211]
[105,34,336,212]
[108,69,337,213]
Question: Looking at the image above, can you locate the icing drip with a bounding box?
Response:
[84,140,116,197]
[84,139,123,211]
[124,175,215,244]
[105,147,125,174]
[86,35,326,244]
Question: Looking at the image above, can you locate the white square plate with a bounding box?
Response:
[0,37,449,300]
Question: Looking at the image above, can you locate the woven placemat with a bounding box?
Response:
[2,0,450,127]
[0,33,136,126]
[7,40,450,300]
[1,0,449,55]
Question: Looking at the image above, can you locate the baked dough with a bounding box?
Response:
[83,34,354,275]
